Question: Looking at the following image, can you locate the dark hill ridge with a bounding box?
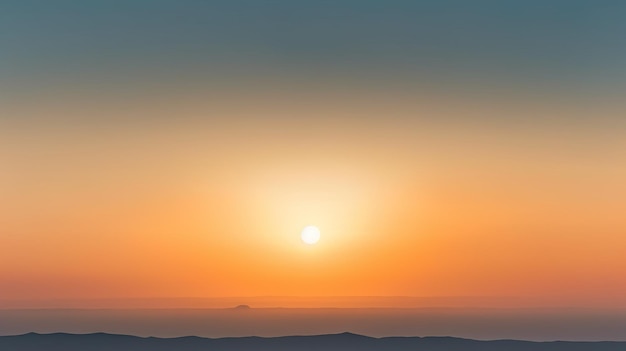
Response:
[1,332,624,351]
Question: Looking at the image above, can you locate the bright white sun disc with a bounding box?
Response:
[301,225,320,245]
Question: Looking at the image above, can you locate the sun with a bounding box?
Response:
[301,225,321,245]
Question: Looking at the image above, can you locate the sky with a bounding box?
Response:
[1,1,626,309]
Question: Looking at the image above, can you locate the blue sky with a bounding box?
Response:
[2,0,625,91]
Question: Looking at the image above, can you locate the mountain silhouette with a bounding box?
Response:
[1,332,625,351]
[232,304,251,310]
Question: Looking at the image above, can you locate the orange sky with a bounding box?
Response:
[1,85,625,307]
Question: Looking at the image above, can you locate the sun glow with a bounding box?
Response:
[301,225,321,245]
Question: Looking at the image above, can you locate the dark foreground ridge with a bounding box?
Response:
[1,332,625,351]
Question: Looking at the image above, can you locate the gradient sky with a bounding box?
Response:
[1,1,626,307]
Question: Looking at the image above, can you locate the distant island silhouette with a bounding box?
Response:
[1,332,625,351]
[233,304,251,310]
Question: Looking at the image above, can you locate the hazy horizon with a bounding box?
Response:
[2,295,625,309]
[4,296,626,341]
[3,306,626,341]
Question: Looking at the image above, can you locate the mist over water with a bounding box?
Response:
[2,308,626,341]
